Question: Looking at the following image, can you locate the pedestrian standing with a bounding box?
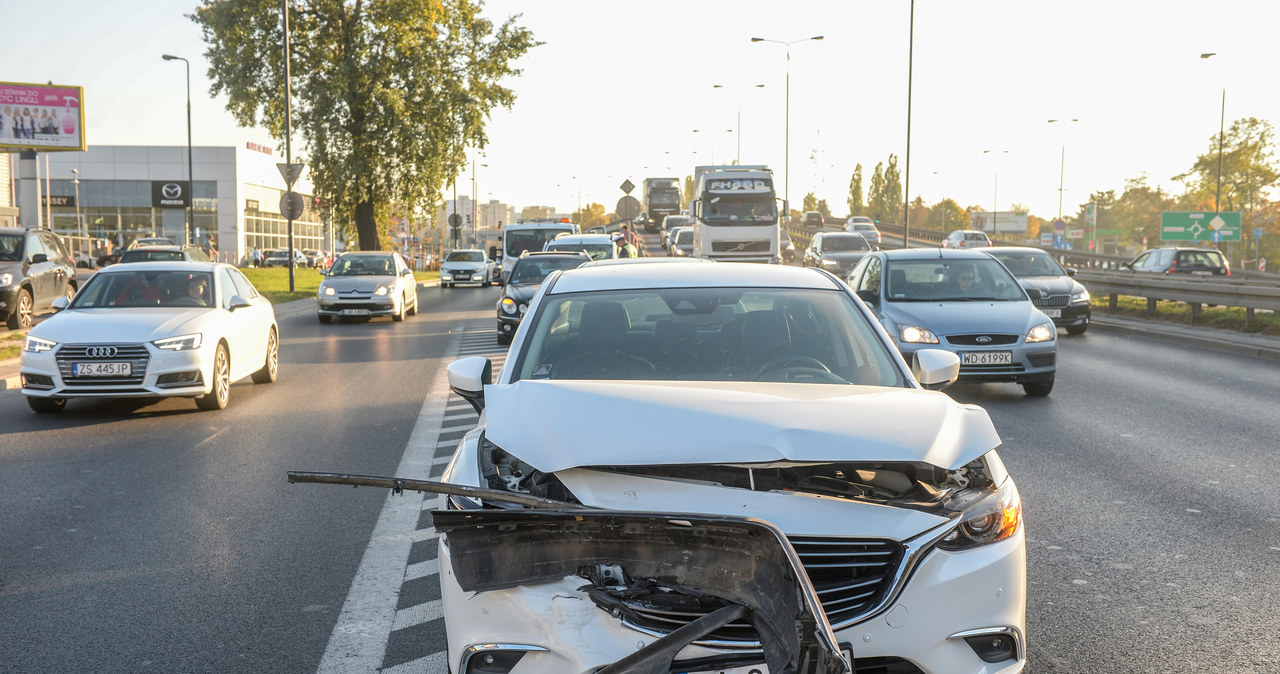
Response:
[251,246,263,268]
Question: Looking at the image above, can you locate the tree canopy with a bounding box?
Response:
[191,0,538,250]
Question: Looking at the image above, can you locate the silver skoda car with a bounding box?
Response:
[846,248,1057,396]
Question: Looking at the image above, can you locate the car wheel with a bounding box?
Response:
[498,331,512,346]
[1023,378,1054,397]
[7,288,33,330]
[318,314,332,324]
[252,328,279,384]
[406,292,418,316]
[1066,318,1089,335]
[393,299,405,322]
[27,396,66,413]
[196,343,231,410]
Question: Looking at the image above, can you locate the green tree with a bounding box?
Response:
[925,198,966,232]
[191,0,538,250]
[1174,117,1280,214]
[574,202,608,230]
[906,195,929,229]
[868,162,885,222]
[817,199,831,219]
[880,155,903,225]
[847,164,864,216]
[802,192,818,213]
[1112,175,1174,247]
[684,175,695,202]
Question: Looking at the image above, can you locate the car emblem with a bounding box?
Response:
[85,345,118,358]
[976,336,992,344]
[162,183,183,199]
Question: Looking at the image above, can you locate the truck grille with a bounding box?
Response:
[619,536,903,642]
[711,240,771,253]
[56,344,150,387]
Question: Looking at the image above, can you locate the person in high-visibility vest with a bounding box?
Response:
[613,233,637,258]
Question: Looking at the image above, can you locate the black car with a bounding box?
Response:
[0,227,79,330]
[803,231,872,277]
[986,247,1092,335]
[1123,246,1230,276]
[497,251,590,345]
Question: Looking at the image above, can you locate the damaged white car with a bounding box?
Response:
[299,263,1027,673]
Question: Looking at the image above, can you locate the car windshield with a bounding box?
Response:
[120,250,185,263]
[989,251,1065,277]
[71,270,216,309]
[510,257,587,285]
[0,233,22,261]
[675,230,693,244]
[546,243,613,260]
[823,236,869,252]
[885,258,1026,302]
[330,255,393,275]
[511,287,906,386]
[446,251,485,263]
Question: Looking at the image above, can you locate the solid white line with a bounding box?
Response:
[316,336,455,674]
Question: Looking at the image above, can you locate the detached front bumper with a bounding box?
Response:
[21,342,213,399]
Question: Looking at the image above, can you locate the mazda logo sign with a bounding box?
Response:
[162,183,183,199]
[976,336,992,344]
[85,346,119,358]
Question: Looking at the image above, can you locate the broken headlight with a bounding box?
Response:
[478,435,580,505]
[937,477,1021,551]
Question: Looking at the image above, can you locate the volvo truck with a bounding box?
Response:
[690,166,781,264]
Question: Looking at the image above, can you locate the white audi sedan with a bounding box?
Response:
[20,262,278,413]
[436,263,1027,674]
[317,251,419,323]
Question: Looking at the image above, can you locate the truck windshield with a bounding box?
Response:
[650,192,680,206]
[506,229,570,257]
[705,197,777,225]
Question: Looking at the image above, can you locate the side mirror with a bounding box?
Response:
[1119,262,1132,270]
[448,356,492,414]
[52,296,70,312]
[912,349,960,391]
[402,269,413,277]
[319,267,328,276]
[31,253,49,264]
[1065,267,1077,277]
[855,289,879,306]
[229,294,253,311]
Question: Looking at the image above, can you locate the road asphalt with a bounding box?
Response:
[4,296,1279,391]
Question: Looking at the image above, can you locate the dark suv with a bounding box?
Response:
[1124,246,1230,276]
[0,227,79,330]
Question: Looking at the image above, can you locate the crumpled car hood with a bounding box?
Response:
[483,380,1000,473]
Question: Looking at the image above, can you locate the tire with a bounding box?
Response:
[196,343,231,410]
[498,332,512,346]
[392,300,405,322]
[406,293,418,316]
[27,396,66,413]
[318,314,332,324]
[251,328,279,384]
[1023,378,1054,397]
[7,287,33,330]
[1066,318,1089,335]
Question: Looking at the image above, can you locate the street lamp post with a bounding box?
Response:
[751,35,823,213]
[712,84,765,165]
[1201,53,1226,215]
[692,129,733,165]
[71,168,83,239]
[161,54,193,246]
[982,150,1008,236]
[903,0,915,248]
[1047,118,1080,221]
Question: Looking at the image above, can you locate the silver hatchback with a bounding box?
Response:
[847,248,1058,396]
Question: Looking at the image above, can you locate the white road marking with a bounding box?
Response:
[380,651,449,674]
[392,599,444,631]
[315,328,458,674]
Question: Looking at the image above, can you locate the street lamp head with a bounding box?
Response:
[810,35,824,41]
[751,37,765,42]
[162,54,180,61]
[1200,52,1216,59]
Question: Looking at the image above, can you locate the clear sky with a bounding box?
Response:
[5,0,1278,222]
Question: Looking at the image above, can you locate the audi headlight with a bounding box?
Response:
[898,325,939,344]
[939,478,1021,551]
[0,273,12,287]
[1071,288,1090,304]
[153,333,203,351]
[23,335,57,353]
[500,297,518,315]
[1025,322,1055,343]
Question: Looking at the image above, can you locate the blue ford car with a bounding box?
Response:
[846,248,1057,396]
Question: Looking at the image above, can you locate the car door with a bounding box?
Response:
[217,267,261,380]
[23,231,55,308]
[804,234,821,266]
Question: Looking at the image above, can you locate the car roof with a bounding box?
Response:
[447,248,485,254]
[123,245,185,252]
[985,246,1045,255]
[550,260,841,293]
[820,232,866,239]
[337,251,394,256]
[883,248,996,261]
[520,251,590,259]
[98,261,226,273]
[548,234,613,244]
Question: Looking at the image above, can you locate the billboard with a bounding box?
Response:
[0,81,86,152]
[969,211,1028,233]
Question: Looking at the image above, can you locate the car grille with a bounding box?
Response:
[1033,294,1070,309]
[331,302,385,311]
[961,363,1026,374]
[711,240,771,253]
[946,334,1019,346]
[619,536,903,643]
[56,344,150,387]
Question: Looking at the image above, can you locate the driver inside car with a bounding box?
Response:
[187,276,210,305]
